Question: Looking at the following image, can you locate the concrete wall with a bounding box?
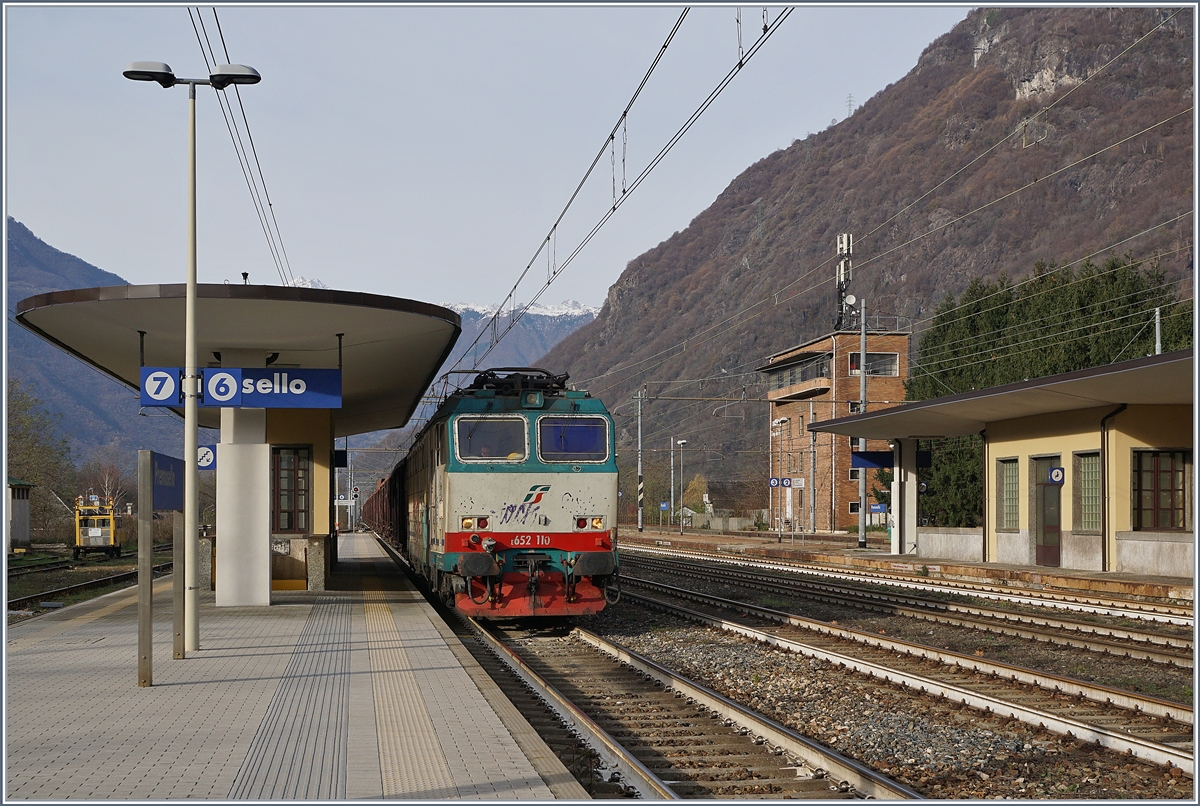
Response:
[995,529,1033,565]
[1115,531,1194,579]
[1061,531,1103,571]
[916,527,983,562]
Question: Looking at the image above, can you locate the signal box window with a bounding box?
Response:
[273,447,311,533]
[848,352,899,376]
[998,458,1019,530]
[539,416,609,462]
[456,416,527,461]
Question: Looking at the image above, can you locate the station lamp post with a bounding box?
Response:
[123,60,261,653]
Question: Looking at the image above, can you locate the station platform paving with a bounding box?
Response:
[621,527,1194,604]
[5,533,588,801]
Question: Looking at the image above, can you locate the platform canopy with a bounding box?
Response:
[16,284,461,437]
[807,349,1193,440]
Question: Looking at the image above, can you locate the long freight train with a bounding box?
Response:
[362,368,619,618]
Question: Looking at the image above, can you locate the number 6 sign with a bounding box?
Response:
[204,369,242,406]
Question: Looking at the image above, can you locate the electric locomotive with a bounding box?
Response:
[364,368,619,618]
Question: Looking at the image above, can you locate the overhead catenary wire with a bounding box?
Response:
[187,7,295,287]
[441,7,794,385]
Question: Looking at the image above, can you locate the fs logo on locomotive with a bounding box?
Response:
[522,485,551,504]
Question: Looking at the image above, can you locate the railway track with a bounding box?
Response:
[7,543,174,579]
[621,577,1193,776]
[623,554,1193,667]
[468,618,918,799]
[625,544,1194,627]
[7,562,173,610]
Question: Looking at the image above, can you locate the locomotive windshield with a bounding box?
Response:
[538,416,609,462]
[456,416,527,461]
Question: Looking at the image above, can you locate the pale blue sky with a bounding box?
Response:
[5,3,969,309]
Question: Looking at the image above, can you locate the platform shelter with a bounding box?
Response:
[807,350,1193,578]
[16,283,460,604]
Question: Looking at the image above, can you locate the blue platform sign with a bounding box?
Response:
[870,503,887,513]
[768,477,780,488]
[1047,467,1065,485]
[659,501,670,511]
[201,368,342,409]
[151,452,184,511]
[140,367,181,406]
[781,477,792,488]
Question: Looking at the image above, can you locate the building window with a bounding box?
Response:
[848,352,899,377]
[848,436,861,450]
[848,401,864,414]
[998,458,1019,529]
[1075,452,1100,532]
[848,501,861,514]
[849,468,860,481]
[1133,451,1189,531]
[273,447,311,533]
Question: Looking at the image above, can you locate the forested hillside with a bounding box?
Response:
[538,7,1193,503]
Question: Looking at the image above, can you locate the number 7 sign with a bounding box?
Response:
[140,367,181,406]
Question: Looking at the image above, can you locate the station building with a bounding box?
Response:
[16,283,461,604]
[807,350,1193,579]
[756,325,911,532]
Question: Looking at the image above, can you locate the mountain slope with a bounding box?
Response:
[6,217,192,461]
[538,7,1193,484]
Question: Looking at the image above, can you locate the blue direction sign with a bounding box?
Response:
[141,368,342,408]
[198,445,217,471]
[659,501,670,511]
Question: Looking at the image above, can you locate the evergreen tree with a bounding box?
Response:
[906,257,1191,527]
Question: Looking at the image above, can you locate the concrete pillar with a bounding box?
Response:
[891,439,919,555]
[216,349,271,607]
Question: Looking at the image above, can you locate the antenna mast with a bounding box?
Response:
[835,232,855,329]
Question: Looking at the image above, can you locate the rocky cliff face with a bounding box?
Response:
[538,7,1192,483]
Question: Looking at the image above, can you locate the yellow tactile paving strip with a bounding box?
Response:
[363,589,461,799]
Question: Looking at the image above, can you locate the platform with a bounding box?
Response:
[5,533,587,800]
[621,528,1194,603]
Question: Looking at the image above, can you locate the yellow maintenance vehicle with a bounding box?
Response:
[74,493,121,560]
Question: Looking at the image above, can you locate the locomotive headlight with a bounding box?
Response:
[591,517,605,530]
[462,517,475,530]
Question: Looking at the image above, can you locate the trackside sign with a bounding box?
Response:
[140,367,341,409]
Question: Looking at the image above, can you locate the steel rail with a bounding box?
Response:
[623,544,1194,626]
[623,584,1194,775]
[625,554,1193,665]
[625,576,1192,725]
[467,617,680,800]
[6,563,173,610]
[572,628,922,800]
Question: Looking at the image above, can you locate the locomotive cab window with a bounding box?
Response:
[538,416,609,462]
[456,416,527,461]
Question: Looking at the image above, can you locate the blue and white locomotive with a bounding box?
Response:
[363,368,619,617]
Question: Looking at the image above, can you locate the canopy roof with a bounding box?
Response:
[16,284,461,437]
[806,350,1193,440]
